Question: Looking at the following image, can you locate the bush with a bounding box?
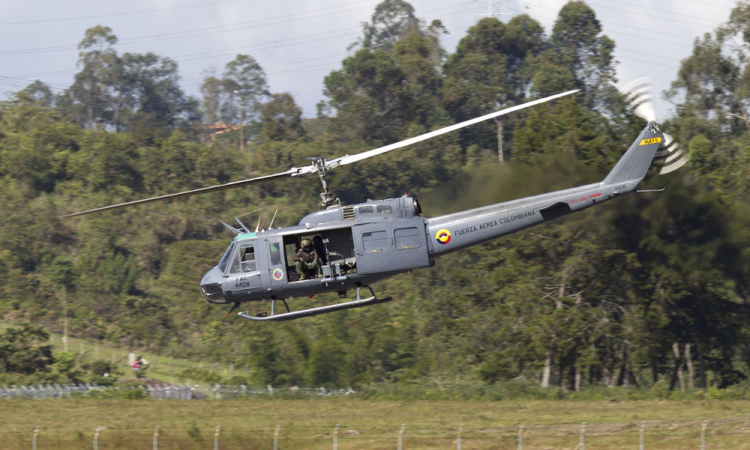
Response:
[89,360,112,376]
[179,368,224,384]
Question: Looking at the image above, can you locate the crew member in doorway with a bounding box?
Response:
[294,239,321,279]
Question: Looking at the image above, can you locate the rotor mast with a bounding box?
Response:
[306,157,340,209]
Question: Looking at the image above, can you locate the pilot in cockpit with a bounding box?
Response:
[241,247,256,272]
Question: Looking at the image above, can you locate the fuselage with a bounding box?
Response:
[200,122,664,307]
[199,179,635,305]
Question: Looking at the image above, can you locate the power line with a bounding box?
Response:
[175,28,363,63]
[517,1,696,47]
[502,3,687,67]
[259,21,476,78]
[0,0,251,26]
[6,0,478,81]
[0,75,68,89]
[583,0,719,29]
[0,0,381,56]
[0,0,692,96]
[173,1,477,62]
[181,14,480,86]
[593,0,728,24]
[519,0,724,36]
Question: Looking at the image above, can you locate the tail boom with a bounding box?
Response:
[425,123,663,258]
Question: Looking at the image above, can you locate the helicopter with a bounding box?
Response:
[63,87,679,322]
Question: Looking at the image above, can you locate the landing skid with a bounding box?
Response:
[237,286,393,322]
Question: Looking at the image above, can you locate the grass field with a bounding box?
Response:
[0,320,237,388]
[2,399,750,449]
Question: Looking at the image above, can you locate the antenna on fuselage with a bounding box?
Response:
[221,221,242,235]
[269,209,279,229]
[234,207,268,234]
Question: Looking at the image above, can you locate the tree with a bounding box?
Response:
[68,25,119,129]
[443,15,544,161]
[307,335,347,387]
[16,81,54,107]
[543,1,617,110]
[259,93,306,142]
[222,54,270,150]
[359,0,421,50]
[0,323,55,383]
[200,74,227,125]
[63,26,200,135]
[118,52,201,140]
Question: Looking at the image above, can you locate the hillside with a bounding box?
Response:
[1,0,749,393]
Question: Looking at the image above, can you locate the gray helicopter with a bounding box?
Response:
[63,88,677,321]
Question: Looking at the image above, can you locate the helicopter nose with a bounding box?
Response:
[200,267,227,304]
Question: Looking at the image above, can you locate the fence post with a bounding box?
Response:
[273,425,281,450]
[518,423,524,450]
[457,424,463,450]
[580,422,585,450]
[153,426,159,450]
[397,424,406,450]
[333,424,339,450]
[214,426,221,450]
[701,420,707,450]
[32,426,39,450]
[639,421,645,450]
[93,426,101,450]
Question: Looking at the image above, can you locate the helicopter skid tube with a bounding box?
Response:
[237,287,393,322]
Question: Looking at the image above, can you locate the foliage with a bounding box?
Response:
[0,323,56,384]
[0,0,749,398]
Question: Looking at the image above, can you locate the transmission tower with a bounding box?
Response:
[477,0,512,18]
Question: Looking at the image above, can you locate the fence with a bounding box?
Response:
[0,383,354,400]
[7,421,718,450]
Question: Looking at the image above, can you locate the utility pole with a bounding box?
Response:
[62,287,69,353]
[477,0,512,162]
[233,90,245,151]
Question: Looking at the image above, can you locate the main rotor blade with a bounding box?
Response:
[62,90,579,218]
[326,89,580,169]
[60,169,299,218]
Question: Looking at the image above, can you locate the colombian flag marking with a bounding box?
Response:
[436,229,451,245]
[272,268,284,280]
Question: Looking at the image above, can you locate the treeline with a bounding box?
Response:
[0,0,749,392]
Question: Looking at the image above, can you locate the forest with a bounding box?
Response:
[1,0,749,394]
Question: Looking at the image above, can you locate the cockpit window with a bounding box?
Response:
[218,242,235,272]
[377,205,392,214]
[229,241,257,274]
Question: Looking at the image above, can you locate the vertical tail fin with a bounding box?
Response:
[603,122,664,186]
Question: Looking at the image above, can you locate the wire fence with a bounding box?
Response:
[2,420,730,450]
[0,383,355,400]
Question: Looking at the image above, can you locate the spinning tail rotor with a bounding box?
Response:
[622,77,688,175]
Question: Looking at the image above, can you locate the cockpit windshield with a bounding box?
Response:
[218,241,235,272]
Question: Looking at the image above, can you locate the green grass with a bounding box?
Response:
[1,399,749,449]
[0,320,240,389]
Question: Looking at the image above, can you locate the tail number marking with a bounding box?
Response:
[639,137,662,146]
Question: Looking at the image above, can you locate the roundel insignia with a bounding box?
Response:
[272,268,284,280]
[436,229,451,245]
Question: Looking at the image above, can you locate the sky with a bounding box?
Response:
[0,0,740,120]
